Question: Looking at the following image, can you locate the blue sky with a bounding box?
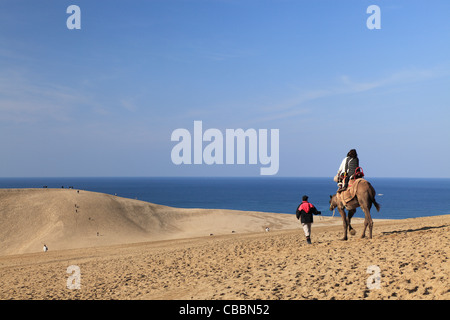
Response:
[1,0,449,177]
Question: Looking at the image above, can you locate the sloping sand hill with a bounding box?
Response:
[0,215,448,300]
[0,188,308,255]
[0,188,448,300]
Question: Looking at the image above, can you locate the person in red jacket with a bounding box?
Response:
[296,195,321,244]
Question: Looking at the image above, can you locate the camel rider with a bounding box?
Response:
[336,149,359,193]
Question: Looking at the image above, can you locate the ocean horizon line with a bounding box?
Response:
[1,176,449,219]
[1,176,450,180]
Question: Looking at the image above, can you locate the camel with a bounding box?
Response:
[329,179,380,240]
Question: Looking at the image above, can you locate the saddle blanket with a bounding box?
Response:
[341,178,367,204]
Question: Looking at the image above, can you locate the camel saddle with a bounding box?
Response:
[340,178,367,204]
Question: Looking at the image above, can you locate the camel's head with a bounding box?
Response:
[329,195,337,211]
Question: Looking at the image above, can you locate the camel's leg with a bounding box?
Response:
[360,206,373,239]
[338,206,348,240]
[347,209,357,236]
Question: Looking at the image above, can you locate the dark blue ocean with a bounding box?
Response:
[1,177,449,220]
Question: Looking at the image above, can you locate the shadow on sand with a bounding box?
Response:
[381,224,449,236]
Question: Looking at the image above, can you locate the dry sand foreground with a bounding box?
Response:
[0,189,449,300]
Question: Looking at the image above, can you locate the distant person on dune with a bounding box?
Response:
[43,244,48,252]
[296,195,321,244]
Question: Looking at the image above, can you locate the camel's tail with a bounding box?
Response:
[373,199,381,212]
[369,184,381,212]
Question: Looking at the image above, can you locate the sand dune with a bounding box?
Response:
[0,188,310,255]
[1,188,448,300]
[0,215,448,300]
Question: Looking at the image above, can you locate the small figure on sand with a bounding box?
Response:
[43,244,48,252]
[296,195,321,244]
